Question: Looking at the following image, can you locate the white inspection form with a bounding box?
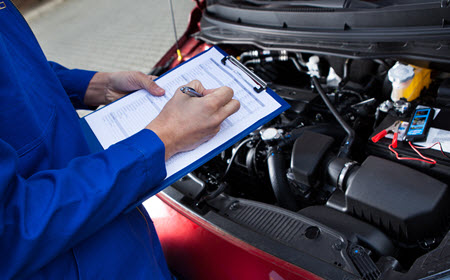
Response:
[414,128,450,153]
[84,47,284,179]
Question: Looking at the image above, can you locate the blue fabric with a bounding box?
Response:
[0,1,172,279]
[48,61,97,109]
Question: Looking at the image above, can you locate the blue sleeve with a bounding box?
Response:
[48,61,97,108]
[0,129,166,279]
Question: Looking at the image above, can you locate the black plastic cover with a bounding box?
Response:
[289,131,334,187]
[345,156,449,241]
[381,230,450,279]
[172,175,205,200]
[300,205,395,256]
[220,197,361,277]
[348,244,381,280]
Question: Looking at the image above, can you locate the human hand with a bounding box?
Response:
[84,71,165,106]
[146,80,240,160]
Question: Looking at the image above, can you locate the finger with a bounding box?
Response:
[174,86,192,102]
[215,99,240,122]
[202,88,216,96]
[205,86,234,107]
[135,72,165,96]
[185,80,207,95]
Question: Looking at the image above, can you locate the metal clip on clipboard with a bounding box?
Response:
[221,55,267,93]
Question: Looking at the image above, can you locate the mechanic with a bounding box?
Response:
[0,1,240,279]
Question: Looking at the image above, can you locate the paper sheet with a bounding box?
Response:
[413,127,450,153]
[85,47,281,178]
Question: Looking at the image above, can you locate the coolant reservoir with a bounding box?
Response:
[388,62,432,101]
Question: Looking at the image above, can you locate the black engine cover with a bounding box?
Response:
[344,156,449,241]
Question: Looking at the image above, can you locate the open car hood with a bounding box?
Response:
[196,0,450,63]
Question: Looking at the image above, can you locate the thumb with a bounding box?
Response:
[134,72,165,96]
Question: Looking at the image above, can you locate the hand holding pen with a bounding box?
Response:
[180,86,203,97]
[146,80,240,160]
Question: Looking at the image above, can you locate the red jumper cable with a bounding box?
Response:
[371,120,402,148]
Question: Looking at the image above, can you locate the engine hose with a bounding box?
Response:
[340,58,352,87]
[267,147,299,211]
[312,76,355,158]
[196,182,228,205]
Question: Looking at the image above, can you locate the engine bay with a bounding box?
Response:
[165,44,450,279]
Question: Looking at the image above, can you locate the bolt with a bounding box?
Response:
[229,202,239,211]
[333,241,343,251]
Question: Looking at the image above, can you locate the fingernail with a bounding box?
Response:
[157,87,165,94]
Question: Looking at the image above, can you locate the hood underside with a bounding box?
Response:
[196,1,450,63]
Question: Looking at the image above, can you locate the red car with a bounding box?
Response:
[145,1,450,279]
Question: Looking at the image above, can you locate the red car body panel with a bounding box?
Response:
[144,194,322,280]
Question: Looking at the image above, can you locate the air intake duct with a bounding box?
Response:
[328,156,449,241]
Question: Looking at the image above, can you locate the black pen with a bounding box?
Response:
[180,86,203,97]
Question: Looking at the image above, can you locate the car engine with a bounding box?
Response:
[174,47,450,277]
[143,36,450,279]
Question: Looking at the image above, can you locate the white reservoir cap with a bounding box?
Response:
[388,63,415,84]
[260,128,281,141]
[306,55,320,78]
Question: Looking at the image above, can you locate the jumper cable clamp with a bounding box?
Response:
[371,120,402,148]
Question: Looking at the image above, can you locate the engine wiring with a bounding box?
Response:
[411,142,450,159]
[388,141,450,165]
[389,142,436,164]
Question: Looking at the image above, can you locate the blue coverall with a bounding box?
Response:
[0,1,172,279]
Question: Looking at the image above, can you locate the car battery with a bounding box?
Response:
[367,110,450,184]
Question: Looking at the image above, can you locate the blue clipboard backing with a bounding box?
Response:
[79,46,290,209]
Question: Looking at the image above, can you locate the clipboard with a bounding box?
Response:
[80,46,290,201]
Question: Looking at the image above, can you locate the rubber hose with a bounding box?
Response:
[312,76,355,158]
[267,148,299,211]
